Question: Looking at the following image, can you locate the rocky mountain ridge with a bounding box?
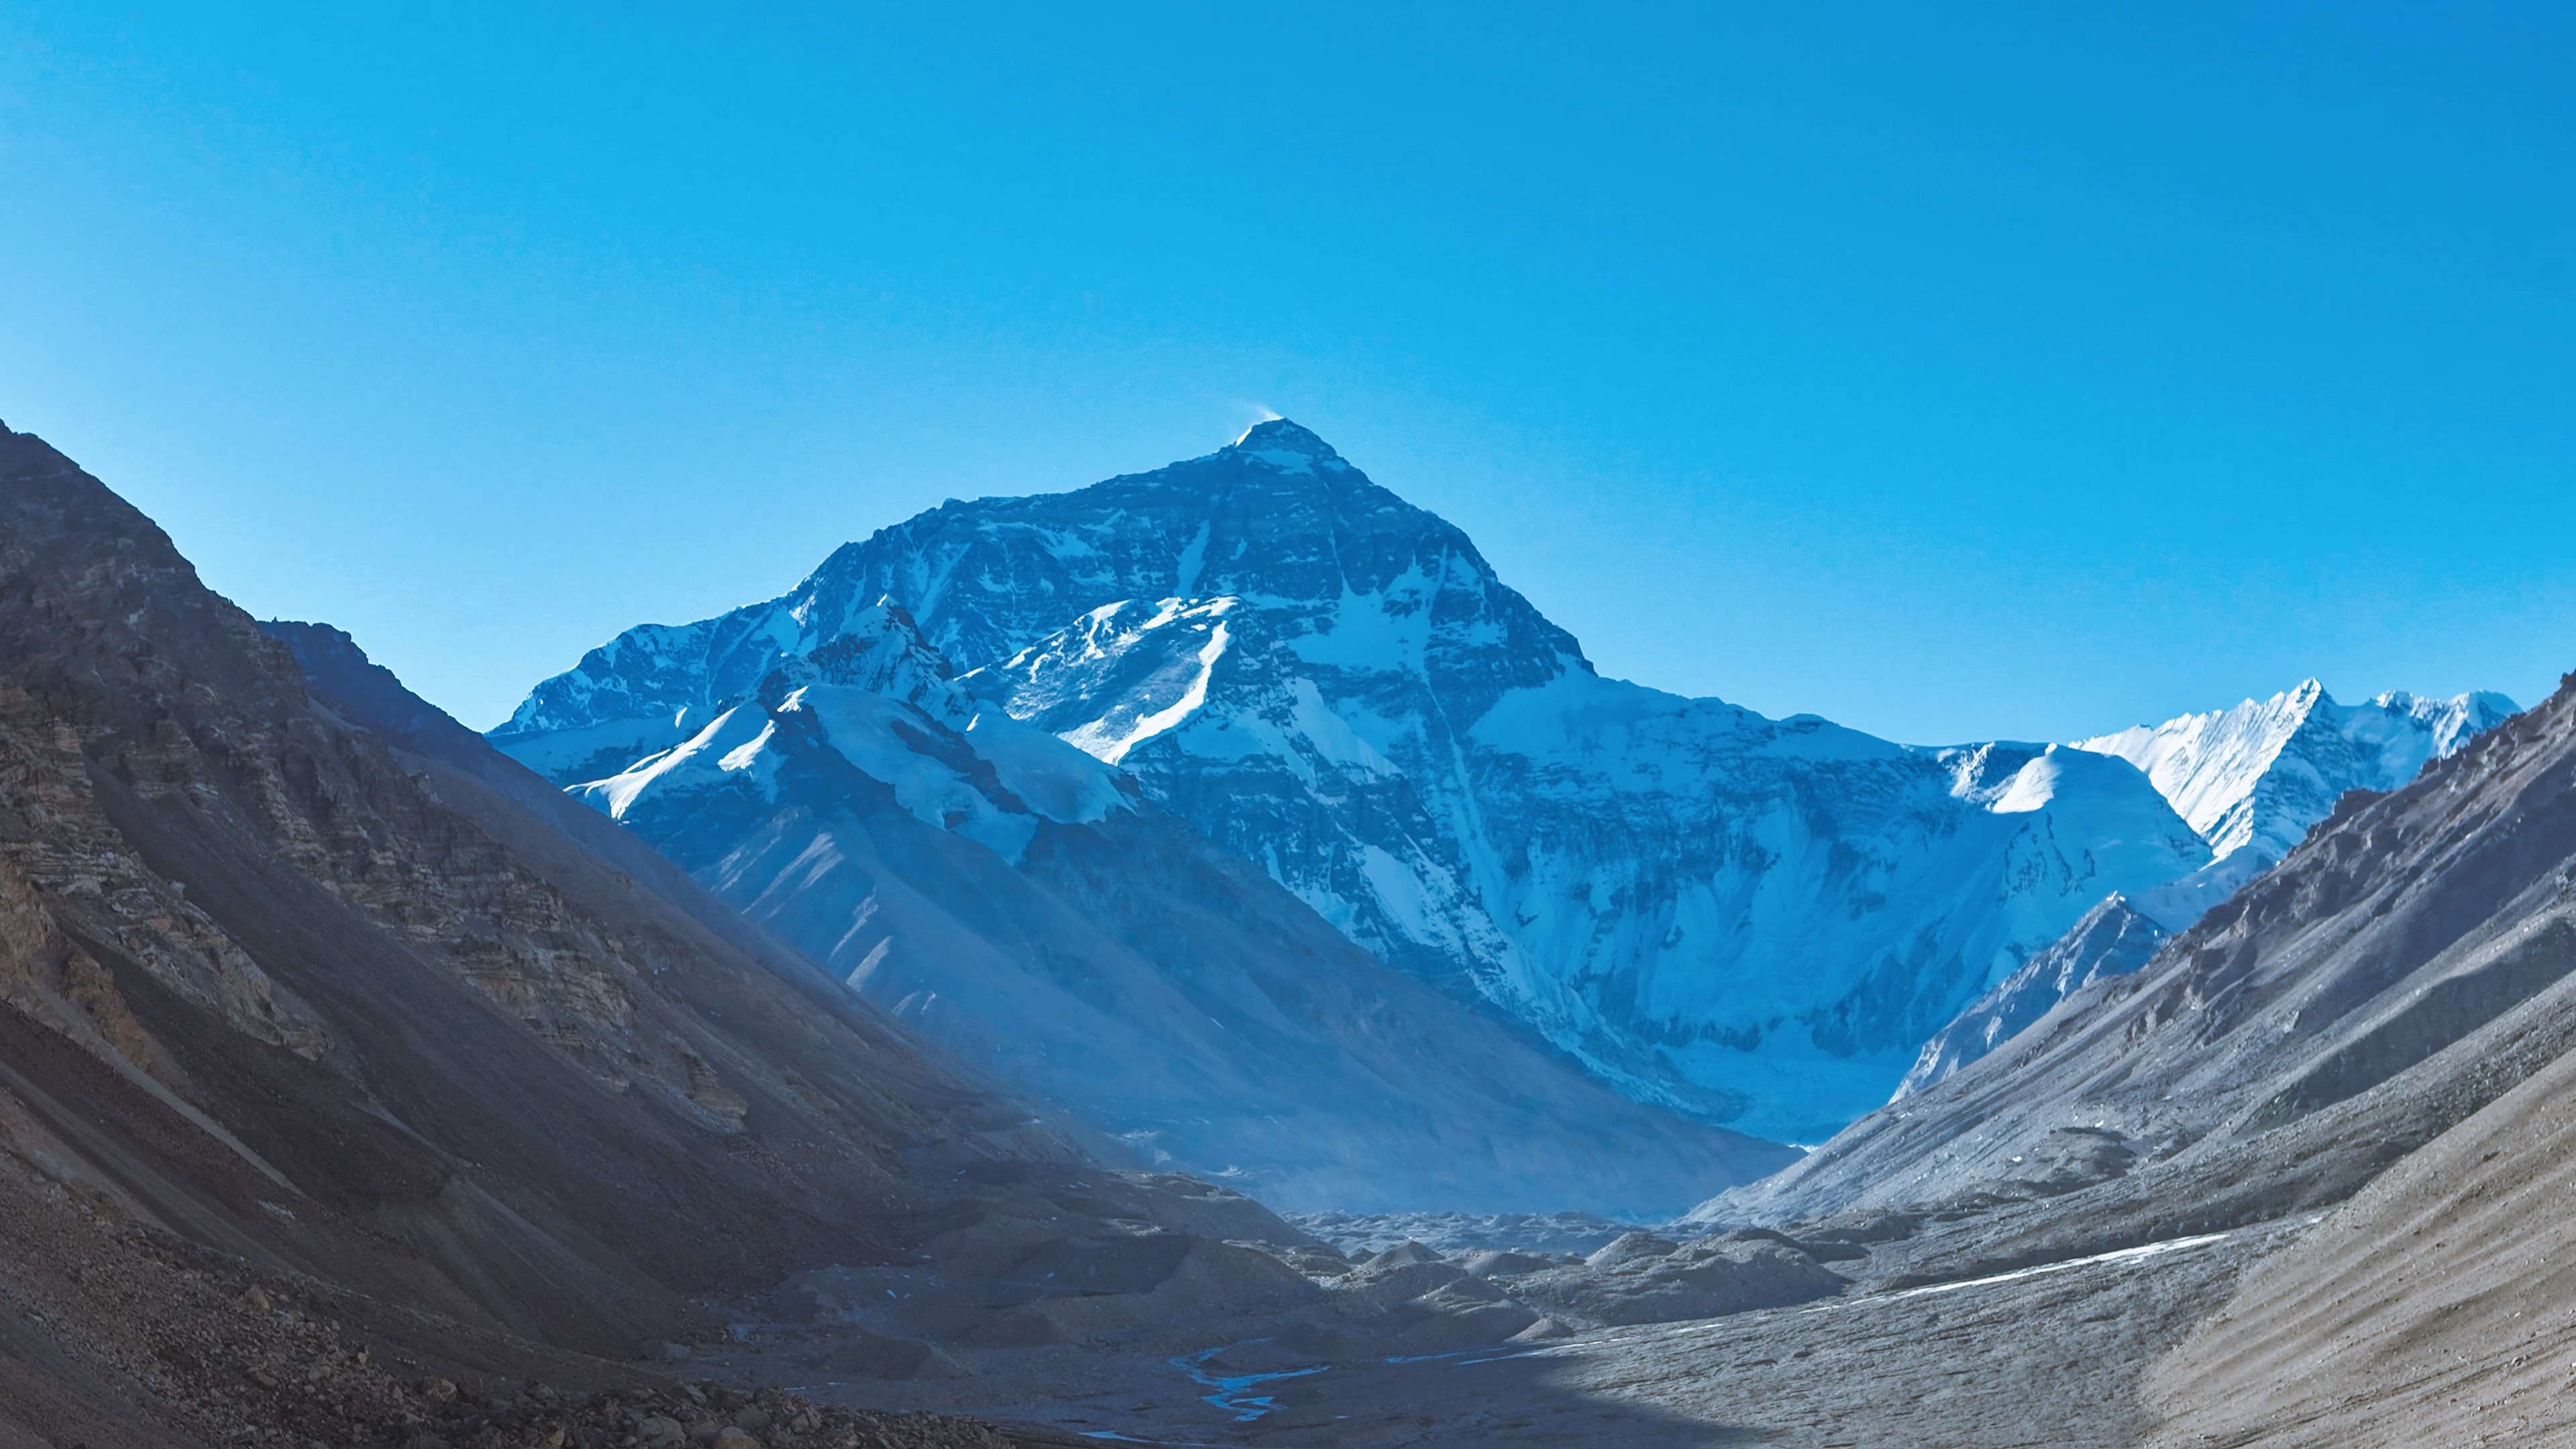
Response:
[1890,892,2171,1099]
[2075,678,2514,926]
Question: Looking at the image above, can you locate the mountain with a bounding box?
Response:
[0,421,1172,1444]
[2073,679,2514,926]
[497,420,2221,1144]
[526,594,1790,1214]
[1702,668,2576,1269]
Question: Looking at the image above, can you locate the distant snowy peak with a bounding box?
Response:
[2377,687,2522,757]
[2070,680,2516,862]
[1942,741,2169,818]
[1881,682,2512,1105]
[1933,741,2209,858]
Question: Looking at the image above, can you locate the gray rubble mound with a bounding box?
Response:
[1514,1234,1849,1328]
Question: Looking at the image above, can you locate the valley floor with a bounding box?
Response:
[702,1216,2318,1448]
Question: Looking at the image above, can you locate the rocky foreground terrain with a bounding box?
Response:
[646,1190,2304,1446]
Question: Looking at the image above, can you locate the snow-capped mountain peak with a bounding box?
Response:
[1941,741,2163,816]
[500,422,2275,1141]
[495,421,2516,1146]
[2070,680,2516,865]
[1224,417,1349,474]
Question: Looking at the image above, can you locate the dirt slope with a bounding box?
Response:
[0,420,1100,1442]
[2145,1002,2576,1446]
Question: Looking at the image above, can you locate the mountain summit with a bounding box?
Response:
[1227,416,1346,467]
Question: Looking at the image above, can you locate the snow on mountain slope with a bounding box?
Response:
[523,596,1791,1213]
[574,602,1129,863]
[1890,894,2169,1101]
[497,421,2219,1142]
[2070,682,2515,930]
[2073,680,2514,865]
[972,596,1249,767]
[962,592,1535,1042]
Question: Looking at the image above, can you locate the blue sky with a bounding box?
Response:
[3,3,2570,740]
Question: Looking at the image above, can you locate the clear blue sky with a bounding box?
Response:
[3,3,2570,741]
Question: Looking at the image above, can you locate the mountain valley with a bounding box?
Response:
[2,413,2568,1448]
